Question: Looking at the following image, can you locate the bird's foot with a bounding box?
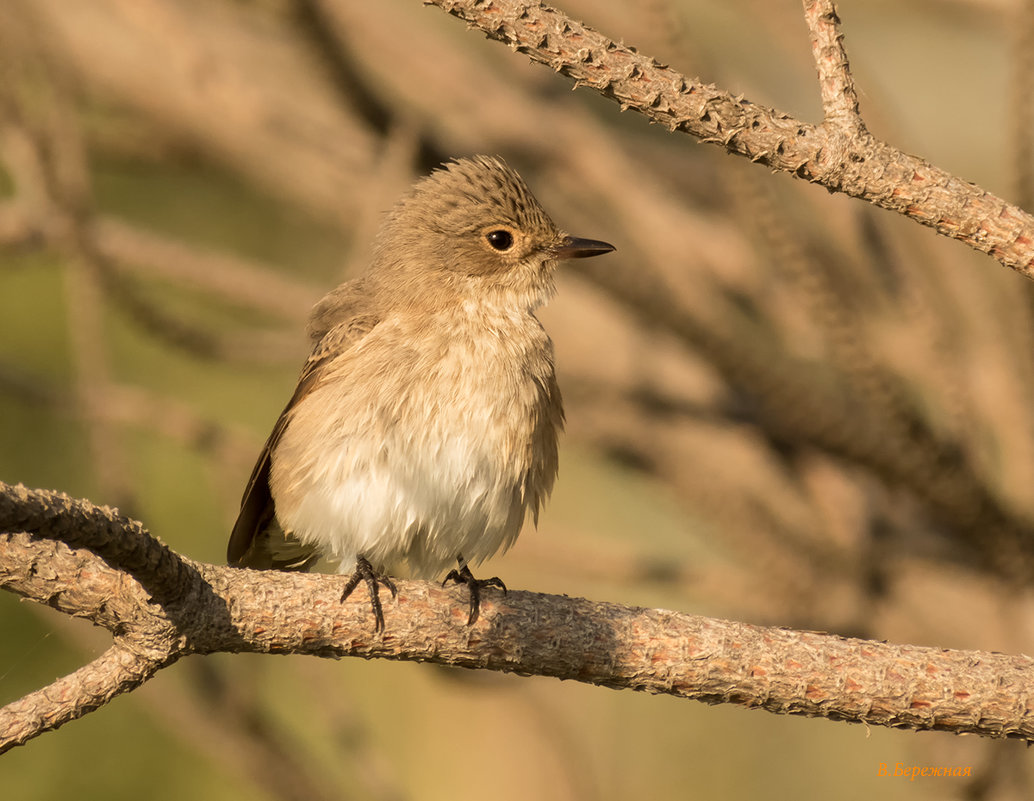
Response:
[442,563,506,625]
[341,555,397,633]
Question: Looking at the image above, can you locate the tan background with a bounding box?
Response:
[1,0,1031,798]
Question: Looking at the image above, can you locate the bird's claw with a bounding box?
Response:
[443,563,506,625]
[341,555,397,633]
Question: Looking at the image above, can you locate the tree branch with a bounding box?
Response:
[0,642,173,752]
[802,0,862,128]
[4,481,1034,753]
[425,0,1034,279]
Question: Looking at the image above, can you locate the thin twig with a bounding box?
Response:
[801,0,863,129]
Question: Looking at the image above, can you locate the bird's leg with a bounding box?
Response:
[442,556,506,625]
[341,555,397,633]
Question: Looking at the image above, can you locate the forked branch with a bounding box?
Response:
[3,482,1034,753]
[425,0,1034,277]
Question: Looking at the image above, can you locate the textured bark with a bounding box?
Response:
[5,0,1034,762]
[3,482,1034,753]
[426,0,1034,278]
[0,643,173,752]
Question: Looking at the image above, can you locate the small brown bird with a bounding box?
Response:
[227,156,614,629]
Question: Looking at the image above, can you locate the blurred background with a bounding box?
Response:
[2,0,1033,798]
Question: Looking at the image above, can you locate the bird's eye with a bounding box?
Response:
[485,230,514,251]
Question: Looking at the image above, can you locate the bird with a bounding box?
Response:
[227,155,614,630]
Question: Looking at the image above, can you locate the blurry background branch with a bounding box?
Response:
[4,0,1034,798]
[5,482,1034,756]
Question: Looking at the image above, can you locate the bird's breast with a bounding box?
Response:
[269,306,563,576]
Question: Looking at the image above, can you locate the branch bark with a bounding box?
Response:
[803,0,862,128]
[425,0,1034,279]
[5,0,1034,766]
[4,481,1034,753]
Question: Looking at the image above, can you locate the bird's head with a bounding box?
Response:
[372,155,614,311]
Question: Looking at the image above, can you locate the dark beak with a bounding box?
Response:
[554,235,615,259]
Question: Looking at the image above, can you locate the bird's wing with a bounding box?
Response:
[226,307,380,569]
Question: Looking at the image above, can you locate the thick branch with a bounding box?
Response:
[4,483,1034,753]
[425,0,1034,278]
